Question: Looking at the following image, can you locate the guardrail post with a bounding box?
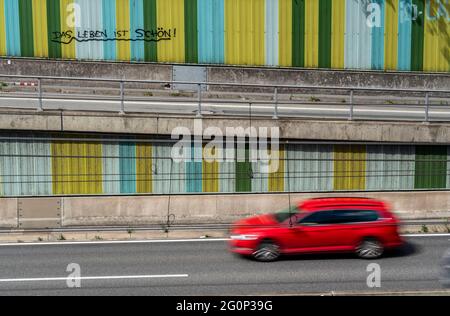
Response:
[272,87,279,119]
[349,90,354,120]
[425,92,429,122]
[37,78,43,112]
[196,83,203,118]
[119,81,125,115]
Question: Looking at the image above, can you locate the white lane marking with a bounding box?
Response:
[0,274,188,283]
[0,238,230,247]
[0,234,448,247]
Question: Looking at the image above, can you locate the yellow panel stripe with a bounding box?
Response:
[278,0,292,67]
[157,0,185,63]
[60,0,76,59]
[304,0,319,67]
[333,145,366,191]
[0,0,5,56]
[331,0,345,69]
[33,0,49,57]
[116,0,131,61]
[136,143,152,193]
[384,0,398,70]
[268,146,285,192]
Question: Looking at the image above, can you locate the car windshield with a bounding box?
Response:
[273,206,300,223]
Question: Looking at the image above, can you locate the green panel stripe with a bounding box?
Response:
[236,148,252,192]
[318,0,332,68]
[18,0,34,57]
[46,0,61,58]
[292,0,305,67]
[411,0,424,71]
[143,0,157,61]
[414,146,447,189]
[184,0,198,63]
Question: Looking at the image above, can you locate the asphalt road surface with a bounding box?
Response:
[0,235,448,296]
[1,96,450,121]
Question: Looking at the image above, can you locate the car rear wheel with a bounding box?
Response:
[252,240,280,262]
[356,238,384,259]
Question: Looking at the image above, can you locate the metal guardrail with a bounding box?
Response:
[1,74,450,122]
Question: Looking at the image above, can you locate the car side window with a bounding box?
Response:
[298,211,335,225]
[333,210,379,224]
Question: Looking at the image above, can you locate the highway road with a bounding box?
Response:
[1,96,450,121]
[0,235,449,296]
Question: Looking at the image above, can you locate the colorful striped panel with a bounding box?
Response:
[371,0,385,70]
[345,0,372,69]
[32,0,49,58]
[318,0,331,68]
[292,0,305,67]
[414,145,447,189]
[116,0,131,61]
[184,0,198,63]
[410,0,424,71]
[334,145,367,191]
[102,0,116,60]
[130,0,144,61]
[47,0,61,58]
[136,142,152,193]
[265,0,279,66]
[143,0,157,61]
[4,0,21,56]
[235,147,252,192]
[384,0,398,70]
[18,0,34,57]
[52,140,103,195]
[119,142,136,194]
[186,144,202,193]
[304,0,319,68]
[197,0,224,64]
[268,146,285,192]
[153,143,185,194]
[102,142,120,194]
[60,0,76,59]
[331,0,345,69]
[398,0,412,70]
[278,0,292,66]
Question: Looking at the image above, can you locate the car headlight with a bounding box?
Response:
[230,234,259,241]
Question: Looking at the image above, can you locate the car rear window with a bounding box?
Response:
[273,206,299,223]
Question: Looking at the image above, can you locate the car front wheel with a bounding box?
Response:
[252,240,280,262]
[356,238,384,259]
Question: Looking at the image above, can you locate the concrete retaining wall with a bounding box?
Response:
[1,191,449,228]
[1,58,449,90]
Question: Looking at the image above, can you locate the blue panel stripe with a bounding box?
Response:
[265,0,278,66]
[371,0,385,70]
[198,0,224,64]
[345,0,372,69]
[102,0,116,60]
[130,0,144,61]
[4,0,20,56]
[119,142,136,194]
[186,144,202,193]
[398,0,412,71]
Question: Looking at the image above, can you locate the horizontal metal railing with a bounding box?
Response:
[0,74,450,122]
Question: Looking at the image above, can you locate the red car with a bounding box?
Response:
[229,197,403,261]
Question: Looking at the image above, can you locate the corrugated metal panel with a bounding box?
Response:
[203,159,219,192]
[52,139,103,195]
[292,0,305,67]
[119,142,136,194]
[286,144,333,192]
[265,0,279,66]
[235,147,252,192]
[157,0,185,63]
[334,145,366,191]
[116,0,131,61]
[345,0,372,69]
[268,147,285,192]
[415,145,447,189]
[225,0,265,66]
[0,135,52,196]
[32,0,49,57]
[0,0,5,56]
[366,145,415,190]
[19,0,34,57]
[252,160,269,192]
[76,0,103,60]
[410,0,424,71]
[102,142,120,194]
[198,0,224,64]
[186,144,202,193]
[278,0,292,66]
[153,143,180,194]
[47,0,62,58]
[219,161,235,193]
[371,0,385,70]
[304,0,319,67]
[384,0,398,70]
[60,0,76,59]
[447,146,450,189]
[136,142,152,193]
[143,0,157,62]
[318,0,331,68]
[185,0,198,63]
[398,0,412,70]
[102,0,116,60]
[4,0,21,56]
[130,0,144,61]
[331,0,345,69]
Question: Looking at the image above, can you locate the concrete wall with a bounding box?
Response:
[3,110,450,144]
[1,58,450,90]
[1,191,449,228]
